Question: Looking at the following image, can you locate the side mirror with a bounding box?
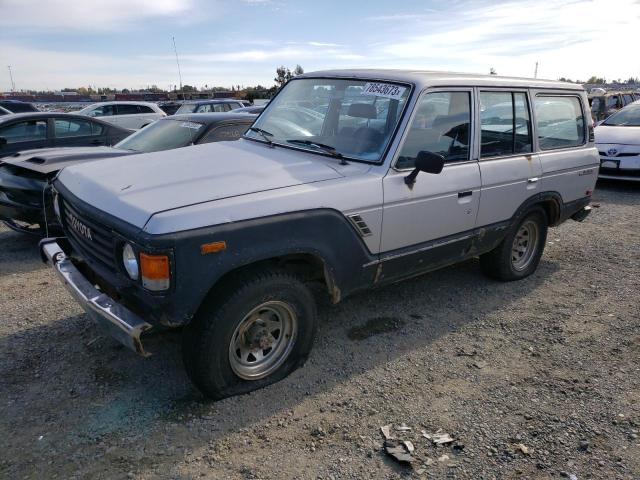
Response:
[0,137,7,147]
[404,151,445,187]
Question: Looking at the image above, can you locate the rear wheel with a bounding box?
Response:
[480,208,548,281]
[182,269,317,399]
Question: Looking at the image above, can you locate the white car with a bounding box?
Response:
[77,101,166,130]
[595,100,640,181]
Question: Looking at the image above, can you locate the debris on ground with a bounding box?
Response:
[515,443,531,455]
[383,439,415,464]
[422,429,455,445]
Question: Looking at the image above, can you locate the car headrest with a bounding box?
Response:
[347,103,377,119]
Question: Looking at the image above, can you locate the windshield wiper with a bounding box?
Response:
[249,127,274,146]
[287,139,348,165]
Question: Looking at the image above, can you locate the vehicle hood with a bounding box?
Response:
[1,147,131,174]
[594,125,640,146]
[57,140,357,229]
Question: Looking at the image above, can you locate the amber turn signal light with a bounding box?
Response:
[201,241,227,255]
[140,253,170,291]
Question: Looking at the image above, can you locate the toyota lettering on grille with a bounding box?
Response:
[67,211,93,241]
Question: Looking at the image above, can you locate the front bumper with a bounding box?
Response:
[40,238,152,356]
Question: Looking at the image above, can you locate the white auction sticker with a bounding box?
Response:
[361,82,407,100]
[179,121,203,130]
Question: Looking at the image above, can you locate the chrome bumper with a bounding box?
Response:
[40,239,152,356]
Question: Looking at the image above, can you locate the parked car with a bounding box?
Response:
[0,112,255,234]
[589,91,638,122]
[157,102,183,115]
[0,100,40,113]
[77,101,166,129]
[0,106,12,116]
[0,112,131,159]
[234,105,266,115]
[41,70,597,399]
[595,100,640,181]
[175,99,245,114]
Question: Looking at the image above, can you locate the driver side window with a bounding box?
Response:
[396,91,471,169]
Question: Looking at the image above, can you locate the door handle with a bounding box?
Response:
[458,191,473,198]
[527,177,539,184]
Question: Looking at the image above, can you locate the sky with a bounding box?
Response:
[1,0,639,91]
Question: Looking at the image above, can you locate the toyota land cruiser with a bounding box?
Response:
[41,70,598,399]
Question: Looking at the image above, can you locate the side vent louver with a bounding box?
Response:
[348,214,372,237]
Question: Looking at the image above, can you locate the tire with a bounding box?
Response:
[182,269,317,400]
[480,207,548,281]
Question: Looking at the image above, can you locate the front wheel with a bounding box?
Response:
[182,270,317,399]
[480,208,548,281]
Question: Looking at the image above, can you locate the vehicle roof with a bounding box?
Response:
[81,101,161,107]
[180,99,243,105]
[0,99,34,104]
[0,111,125,127]
[298,69,585,91]
[588,91,638,97]
[166,112,256,123]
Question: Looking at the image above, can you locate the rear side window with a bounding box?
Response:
[396,91,471,169]
[54,118,103,137]
[535,96,585,150]
[199,123,250,143]
[196,104,214,113]
[212,104,231,112]
[0,120,47,143]
[480,91,532,158]
[137,105,155,114]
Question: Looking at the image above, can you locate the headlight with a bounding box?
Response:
[53,192,61,220]
[122,243,139,280]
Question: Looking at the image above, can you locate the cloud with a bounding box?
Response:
[0,0,197,31]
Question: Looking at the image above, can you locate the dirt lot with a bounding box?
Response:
[1,180,639,480]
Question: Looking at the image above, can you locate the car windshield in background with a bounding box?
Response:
[602,106,640,127]
[175,104,198,114]
[114,119,203,152]
[245,78,411,163]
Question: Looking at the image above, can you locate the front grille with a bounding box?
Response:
[62,198,117,272]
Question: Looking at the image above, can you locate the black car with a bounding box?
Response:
[175,99,246,114]
[0,112,256,234]
[0,100,40,113]
[0,112,132,159]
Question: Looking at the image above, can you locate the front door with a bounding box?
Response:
[0,118,51,157]
[380,88,481,280]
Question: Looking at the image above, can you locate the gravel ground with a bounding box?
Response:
[1,180,639,480]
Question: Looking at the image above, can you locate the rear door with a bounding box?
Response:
[0,118,51,157]
[52,117,107,147]
[381,88,481,277]
[534,92,599,203]
[476,89,542,227]
[114,104,144,129]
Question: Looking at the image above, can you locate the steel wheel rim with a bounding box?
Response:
[511,220,539,271]
[228,301,298,381]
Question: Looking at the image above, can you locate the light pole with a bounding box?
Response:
[172,36,183,98]
[7,65,15,92]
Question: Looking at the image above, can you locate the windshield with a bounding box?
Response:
[245,78,411,162]
[602,105,640,127]
[175,103,198,114]
[114,119,204,152]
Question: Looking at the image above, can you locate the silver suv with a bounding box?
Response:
[41,70,598,399]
